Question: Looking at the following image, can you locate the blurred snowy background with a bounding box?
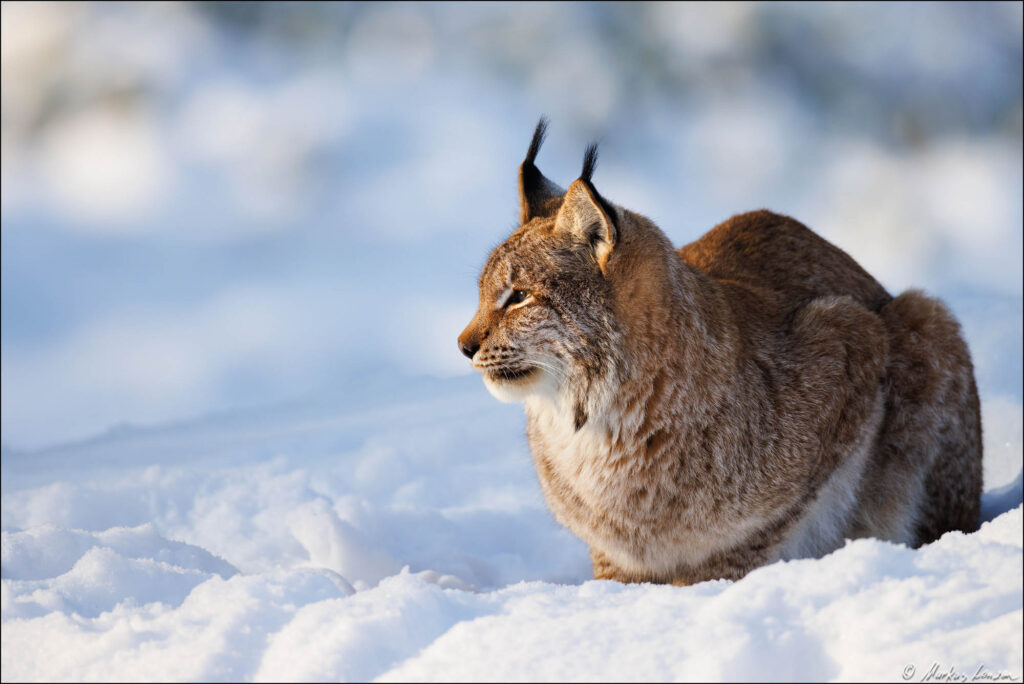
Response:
[2,2,1022,681]
[2,1,1021,452]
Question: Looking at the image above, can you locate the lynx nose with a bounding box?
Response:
[459,339,479,359]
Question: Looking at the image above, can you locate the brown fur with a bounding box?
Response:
[458,124,982,585]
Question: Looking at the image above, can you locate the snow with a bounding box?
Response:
[2,508,1021,681]
[2,3,1022,682]
[2,371,1021,681]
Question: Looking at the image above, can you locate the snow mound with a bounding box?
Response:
[2,567,355,681]
[376,510,1023,682]
[1,523,238,581]
[2,509,1020,682]
[1,524,238,620]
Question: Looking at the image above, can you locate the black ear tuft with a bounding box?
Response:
[580,143,599,183]
[577,143,616,230]
[519,117,564,224]
[525,117,549,167]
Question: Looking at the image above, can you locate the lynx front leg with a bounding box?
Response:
[590,547,640,583]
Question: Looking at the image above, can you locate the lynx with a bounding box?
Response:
[457,120,982,585]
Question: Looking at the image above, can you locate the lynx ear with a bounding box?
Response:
[554,145,617,273]
[518,118,565,224]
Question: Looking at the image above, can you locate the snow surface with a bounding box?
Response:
[2,3,1022,681]
[2,372,1022,682]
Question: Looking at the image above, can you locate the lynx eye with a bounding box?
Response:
[505,289,530,307]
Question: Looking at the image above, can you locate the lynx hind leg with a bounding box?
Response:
[857,290,982,546]
[788,295,889,463]
[776,296,888,557]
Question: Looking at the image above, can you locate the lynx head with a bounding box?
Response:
[458,119,632,415]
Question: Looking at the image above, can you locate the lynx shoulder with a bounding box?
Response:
[458,119,983,584]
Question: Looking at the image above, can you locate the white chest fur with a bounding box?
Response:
[526,395,622,505]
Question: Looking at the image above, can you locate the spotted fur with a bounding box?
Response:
[458,122,983,585]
